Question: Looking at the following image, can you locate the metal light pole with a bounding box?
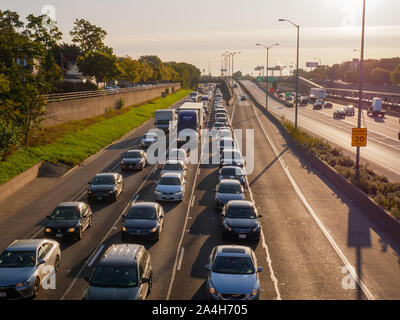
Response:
[256,43,279,110]
[355,0,366,181]
[279,18,300,130]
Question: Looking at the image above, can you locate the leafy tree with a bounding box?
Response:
[370,68,391,85]
[77,50,121,85]
[24,14,62,49]
[119,56,141,84]
[391,64,400,84]
[70,19,107,53]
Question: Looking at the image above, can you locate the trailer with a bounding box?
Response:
[367,98,385,118]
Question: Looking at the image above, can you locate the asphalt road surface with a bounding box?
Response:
[1,85,400,300]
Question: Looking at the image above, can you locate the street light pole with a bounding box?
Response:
[231,52,241,89]
[279,18,300,130]
[256,43,279,110]
[355,0,366,181]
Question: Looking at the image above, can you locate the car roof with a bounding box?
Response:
[7,239,48,251]
[219,179,242,185]
[227,200,254,207]
[160,172,183,178]
[215,245,252,257]
[57,202,84,208]
[131,202,158,209]
[99,244,142,266]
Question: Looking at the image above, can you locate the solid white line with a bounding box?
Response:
[190,196,196,208]
[251,103,375,300]
[88,245,104,267]
[230,93,282,301]
[166,104,212,300]
[177,247,185,271]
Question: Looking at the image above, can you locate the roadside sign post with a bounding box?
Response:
[352,128,367,147]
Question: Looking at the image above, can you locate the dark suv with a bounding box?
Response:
[84,244,153,300]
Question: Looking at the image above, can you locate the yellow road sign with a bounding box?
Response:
[352,128,367,147]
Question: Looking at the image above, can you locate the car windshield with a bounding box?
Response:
[218,183,242,194]
[144,134,156,140]
[212,256,255,274]
[127,206,157,219]
[90,266,138,288]
[221,168,241,177]
[125,151,142,159]
[222,151,242,160]
[159,177,181,185]
[226,206,257,219]
[163,163,183,171]
[0,251,36,268]
[91,176,115,185]
[50,207,80,220]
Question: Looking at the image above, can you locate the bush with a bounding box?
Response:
[0,118,23,161]
[115,98,125,110]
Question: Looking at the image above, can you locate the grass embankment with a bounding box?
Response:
[0,89,191,184]
[282,119,400,220]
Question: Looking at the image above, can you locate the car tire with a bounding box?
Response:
[32,277,40,298]
[54,255,60,272]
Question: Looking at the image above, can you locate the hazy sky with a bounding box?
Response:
[2,0,400,75]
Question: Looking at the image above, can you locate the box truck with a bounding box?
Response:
[154,110,176,134]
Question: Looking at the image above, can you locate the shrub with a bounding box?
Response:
[115,98,125,110]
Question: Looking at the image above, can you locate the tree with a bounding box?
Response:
[24,14,62,49]
[77,50,121,85]
[370,68,391,85]
[233,71,242,79]
[70,19,107,53]
[391,64,400,84]
[119,56,141,84]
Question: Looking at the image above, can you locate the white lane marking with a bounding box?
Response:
[133,194,139,202]
[251,102,375,300]
[177,247,185,271]
[60,164,159,300]
[88,245,104,267]
[191,196,196,208]
[230,98,282,300]
[166,104,213,300]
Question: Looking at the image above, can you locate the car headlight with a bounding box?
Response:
[122,226,127,232]
[176,191,183,195]
[155,190,161,195]
[224,222,232,231]
[251,289,258,296]
[67,228,76,233]
[209,287,216,295]
[151,227,158,233]
[88,190,92,194]
[16,279,31,288]
[45,228,52,233]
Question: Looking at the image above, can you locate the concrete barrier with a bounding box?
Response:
[43,84,180,127]
[239,81,400,243]
[0,161,43,204]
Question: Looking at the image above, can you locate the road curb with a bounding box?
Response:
[239,81,400,243]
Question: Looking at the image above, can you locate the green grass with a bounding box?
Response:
[281,118,400,220]
[0,90,191,184]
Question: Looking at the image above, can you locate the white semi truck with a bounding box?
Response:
[367,98,385,118]
[176,102,204,147]
[154,110,176,134]
[309,88,327,103]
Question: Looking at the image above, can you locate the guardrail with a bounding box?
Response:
[44,83,179,103]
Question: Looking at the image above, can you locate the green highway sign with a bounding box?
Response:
[267,77,276,83]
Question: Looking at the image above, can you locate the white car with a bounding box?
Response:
[168,148,189,165]
[154,172,186,202]
[160,160,187,178]
[217,129,232,140]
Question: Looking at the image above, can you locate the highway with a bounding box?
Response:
[241,80,400,182]
[1,85,400,300]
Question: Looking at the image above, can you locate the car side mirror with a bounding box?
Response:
[121,215,126,221]
[204,265,211,271]
[141,278,149,284]
[88,182,91,185]
[257,267,263,273]
[38,259,46,265]
[258,214,263,218]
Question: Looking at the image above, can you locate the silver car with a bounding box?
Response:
[154,172,186,202]
[205,245,262,300]
[0,239,61,299]
[160,160,187,178]
[84,244,152,300]
[141,132,158,148]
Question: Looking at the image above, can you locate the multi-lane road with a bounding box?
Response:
[241,80,400,182]
[1,85,400,300]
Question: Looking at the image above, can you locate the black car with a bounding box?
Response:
[221,201,262,241]
[313,100,323,110]
[88,173,124,202]
[121,150,148,171]
[44,202,93,241]
[121,202,164,242]
[344,105,355,116]
[241,95,247,101]
[218,166,246,187]
[324,101,333,108]
[333,109,346,119]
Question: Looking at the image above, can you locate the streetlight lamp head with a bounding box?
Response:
[278,19,286,22]
[256,43,261,46]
